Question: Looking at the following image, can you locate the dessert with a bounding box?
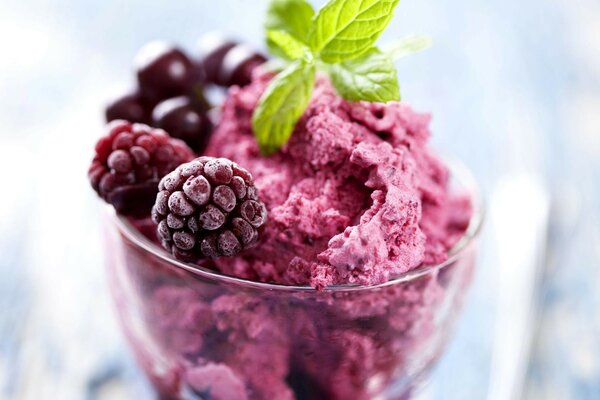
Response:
[205,72,471,288]
[91,1,480,399]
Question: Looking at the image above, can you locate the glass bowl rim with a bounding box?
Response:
[112,159,484,293]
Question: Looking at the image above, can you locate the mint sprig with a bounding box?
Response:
[252,59,316,155]
[267,30,311,61]
[309,0,399,63]
[329,48,399,102]
[265,0,315,43]
[253,0,430,155]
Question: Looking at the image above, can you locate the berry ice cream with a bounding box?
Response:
[102,68,478,400]
[205,71,471,288]
[93,3,480,397]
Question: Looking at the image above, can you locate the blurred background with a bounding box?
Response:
[0,0,598,399]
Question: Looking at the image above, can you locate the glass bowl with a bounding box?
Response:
[102,163,483,400]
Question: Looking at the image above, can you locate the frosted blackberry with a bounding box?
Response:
[151,157,267,261]
[88,120,195,217]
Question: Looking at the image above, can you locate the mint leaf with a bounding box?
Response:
[258,0,426,152]
[381,35,432,60]
[309,0,400,63]
[330,48,400,102]
[265,0,315,42]
[267,30,311,60]
[252,60,316,154]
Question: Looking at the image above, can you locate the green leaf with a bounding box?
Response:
[330,48,400,102]
[309,0,400,63]
[381,35,432,61]
[265,0,315,42]
[267,30,311,60]
[252,60,316,154]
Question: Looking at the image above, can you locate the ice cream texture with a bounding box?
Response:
[205,71,471,288]
[110,70,477,400]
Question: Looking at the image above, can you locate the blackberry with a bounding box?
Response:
[198,34,266,87]
[152,96,213,153]
[151,157,267,261]
[89,120,195,217]
[135,41,203,101]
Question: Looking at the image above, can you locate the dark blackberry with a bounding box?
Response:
[152,96,213,153]
[89,120,195,217]
[105,91,154,124]
[198,34,266,87]
[135,41,203,101]
[151,157,267,261]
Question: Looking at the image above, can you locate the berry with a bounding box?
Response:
[198,34,266,87]
[105,91,154,124]
[152,96,213,153]
[89,120,195,217]
[151,157,267,261]
[135,41,203,101]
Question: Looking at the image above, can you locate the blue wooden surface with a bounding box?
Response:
[0,0,599,399]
